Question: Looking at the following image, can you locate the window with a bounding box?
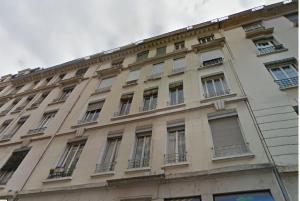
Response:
[136,50,149,62]
[116,93,133,116]
[285,12,298,26]
[2,116,29,140]
[243,22,264,32]
[208,113,248,157]
[166,122,186,164]
[0,120,12,136]
[0,99,21,115]
[48,140,86,179]
[169,81,184,105]
[57,73,66,82]
[202,74,229,98]
[31,91,49,107]
[200,49,224,67]
[199,34,214,44]
[96,76,116,92]
[254,37,284,55]
[129,129,151,169]
[214,191,274,201]
[96,136,122,172]
[174,41,185,50]
[10,85,23,95]
[0,148,29,184]
[38,111,57,129]
[293,105,298,115]
[45,77,53,84]
[111,60,123,68]
[15,95,35,112]
[156,46,166,56]
[55,86,74,102]
[267,64,298,89]
[75,67,88,77]
[152,63,164,76]
[173,57,185,73]
[80,101,104,123]
[126,69,140,84]
[141,88,158,111]
[166,196,201,201]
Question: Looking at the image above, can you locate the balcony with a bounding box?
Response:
[146,72,163,81]
[275,77,298,89]
[203,89,230,99]
[164,152,187,164]
[201,57,223,68]
[257,44,286,56]
[47,166,74,179]
[27,127,46,135]
[95,161,116,172]
[128,158,150,169]
[139,102,157,112]
[0,170,13,185]
[213,144,249,158]
[167,98,184,106]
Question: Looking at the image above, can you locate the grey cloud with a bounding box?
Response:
[0,0,283,76]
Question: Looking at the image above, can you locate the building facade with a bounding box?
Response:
[0,1,297,201]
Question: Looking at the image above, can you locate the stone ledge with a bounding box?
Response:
[42,176,72,184]
[212,152,255,162]
[162,162,189,169]
[90,171,115,178]
[125,167,151,174]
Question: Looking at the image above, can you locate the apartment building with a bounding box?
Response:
[0,1,297,201]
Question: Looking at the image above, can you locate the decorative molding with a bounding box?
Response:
[245,27,274,39]
[192,37,225,53]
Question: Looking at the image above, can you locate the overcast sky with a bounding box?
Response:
[0,0,283,76]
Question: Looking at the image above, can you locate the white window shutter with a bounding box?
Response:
[127,70,140,82]
[200,49,224,63]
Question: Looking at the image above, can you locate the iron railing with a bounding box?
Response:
[213,144,249,158]
[164,152,187,164]
[128,158,150,169]
[203,89,230,98]
[95,161,116,172]
[275,77,298,89]
[139,102,157,112]
[27,127,47,135]
[167,97,184,106]
[47,166,75,179]
[202,57,223,67]
[0,170,14,185]
[257,44,284,55]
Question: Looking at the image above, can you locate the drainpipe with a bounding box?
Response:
[219,26,291,201]
[15,75,93,200]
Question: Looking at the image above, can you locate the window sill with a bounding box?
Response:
[0,138,10,143]
[162,162,189,169]
[278,85,298,90]
[48,99,66,106]
[200,93,237,103]
[256,48,288,57]
[72,120,98,129]
[125,167,151,174]
[21,132,45,139]
[42,176,72,183]
[145,76,162,82]
[26,106,38,111]
[198,61,223,70]
[90,171,115,178]
[10,110,21,114]
[212,152,254,162]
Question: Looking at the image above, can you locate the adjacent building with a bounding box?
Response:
[0,1,297,201]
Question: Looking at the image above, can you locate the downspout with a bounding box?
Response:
[218,23,291,201]
[15,76,93,200]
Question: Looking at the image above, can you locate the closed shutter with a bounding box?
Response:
[200,49,223,63]
[152,63,164,74]
[173,58,185,70]
[209,115,247,157]
[98,77,115,89]
[127,70,140,82]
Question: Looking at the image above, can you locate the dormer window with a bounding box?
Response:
[174,41,185,50]
[198,34,214,44]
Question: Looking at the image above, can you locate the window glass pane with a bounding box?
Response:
[200,49,223,62]
[206,80,215,96]
[214,79,224,95]
[178,130,185,156]
[282,66,297,78]
[167,132,176,155]
[102,140,114,164]
[170,89,177,105]
[143,136,151,160]
[63,145,78,169]
[271,68,287,80]
[173,58,185,70]
[134,137,144,161]
[143,96,151,110]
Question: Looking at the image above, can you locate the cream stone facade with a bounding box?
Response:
[0,1,297,201]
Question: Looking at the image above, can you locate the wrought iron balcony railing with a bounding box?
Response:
[275,77,298,89]
[27,127,47,135]
[257,44,284,55]
[213,144,249,158]
[167,97,184,106]
[203,89,230,98]
[128,158,150,169]
[47,166,75,179]
[164,152,187,164]
[95,161,116,172]
[202,57,223,67]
